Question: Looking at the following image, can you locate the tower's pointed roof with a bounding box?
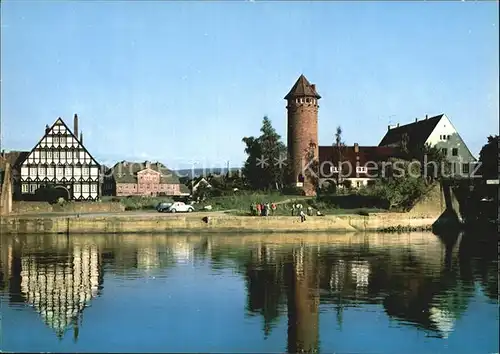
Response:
[284,74,321,99]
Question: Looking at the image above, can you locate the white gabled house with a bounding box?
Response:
[379,114,478,176]
[19,114,101,201]
[189,176,212,194]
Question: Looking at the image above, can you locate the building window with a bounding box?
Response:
[73,150,78,159]
[29,184,37,193]
[47,151,53,159]
[56,167,64,177]
[22,184,28,193]
[447,135,451,140]
[60,136,66,146]
[91,184,97,193]
[82,167,90,176]
[47,167,54,176]
[30,167,36,176]
[452,148,458,156]
[41,150,46,159]
[54,136,60,145]
[54,151,59,159]
[82,184,89,193]
[66,151,72,159]
[65,167,72,176]
[462,163,470,174]
[38,166,45,176]
[356,181,361,188]
[441,148,447,156]
[356,166,367,173]
[74,184,81,193]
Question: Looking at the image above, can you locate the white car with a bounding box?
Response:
[166,201,195,213]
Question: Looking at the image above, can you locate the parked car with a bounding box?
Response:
[156,202,172,212]
[162,201,195,213]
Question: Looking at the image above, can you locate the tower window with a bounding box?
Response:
[452,148,458,156]
[306,98,311,103]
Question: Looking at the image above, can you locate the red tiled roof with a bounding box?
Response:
[318,145,403,178]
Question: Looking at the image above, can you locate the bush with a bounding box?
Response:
[370,177,429,211]
[280,186,306,196]
[120,196,174,211]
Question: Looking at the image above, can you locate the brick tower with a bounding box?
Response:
[285,74,321,196]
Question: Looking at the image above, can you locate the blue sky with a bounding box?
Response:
[1,1,498,169]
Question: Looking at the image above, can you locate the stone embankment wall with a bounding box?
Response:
[12,201,125,214]
[0,212,438,235]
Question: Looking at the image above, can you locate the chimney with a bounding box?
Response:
[354,143,359,153]
[145,161,151,169]
[397,123,400,127]
[45,124,50,134]
[80,132,83,144]
[425,114,428,120]
[415,118,418,122]
[388,125,391,131]
[74,114,79,137]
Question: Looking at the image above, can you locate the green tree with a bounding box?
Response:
[242,116,287,190]
[402,139,448,181]
[372,158,428,210]
[478,135,499,180]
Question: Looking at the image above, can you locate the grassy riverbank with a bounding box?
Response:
[101,192,391,216]
[197,193,388,216]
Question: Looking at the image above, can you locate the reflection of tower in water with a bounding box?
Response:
[19,244,102,339]
[285,246,320,354]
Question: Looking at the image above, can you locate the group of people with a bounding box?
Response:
[292,203,324,222]
[250,201,323,222]
[251,202,277,216]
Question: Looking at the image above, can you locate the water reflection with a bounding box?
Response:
[0,231,497,352]
[1,237,103,340]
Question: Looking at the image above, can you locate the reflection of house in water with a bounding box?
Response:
[137,247,160,270]
[172,241,193,263]
[234,234,488,346]
[18,245,102,339]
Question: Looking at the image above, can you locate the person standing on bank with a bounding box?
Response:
[299,210,306,222]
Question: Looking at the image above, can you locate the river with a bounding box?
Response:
[1,231,498,353]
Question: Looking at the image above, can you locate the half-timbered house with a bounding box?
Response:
[18,114,101,201]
